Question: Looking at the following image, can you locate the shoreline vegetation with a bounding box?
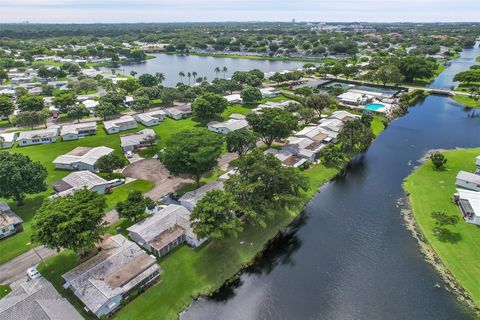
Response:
[404,148,480,316]
[453,95,480,108]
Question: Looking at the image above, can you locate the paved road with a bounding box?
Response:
[0,246,57,286]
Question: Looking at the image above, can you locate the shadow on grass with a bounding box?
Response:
[434,227,462,244]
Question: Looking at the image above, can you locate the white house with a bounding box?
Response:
[82,99,99,113]
[60,122,97,141]
[337,91,372,106]
[17,127,59,146]
[180,181,224,211]
[455,188,480,226]
[456,171,480,192]
[286,136,326,162]
[164,103,192,120]
[62,235,160,318]
[51,170,114,197]
[53,146,114,171]
[264,148,307,168]
[103,115,137,134]
[327,110,360,122]
[134,109,166,127]
[260,87,280,98]
[127,204,206,258]
[318,118,344,133]
[207,116,248,135]
[120,129,156,153]
[0,132,17,149]
[0,202,23,239]
[294,126,335,143]
[224,94,242,104]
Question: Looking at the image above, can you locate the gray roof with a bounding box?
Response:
[179,181,224,208]
[120,129,156,148]
[52,171,108,195]
[0,278,82,320]
[457,171,480,185]
[0,202,23,228]
[103,115,136,130]
[53,146,113,166]
[60,122,97,136]
[17,127,59,140]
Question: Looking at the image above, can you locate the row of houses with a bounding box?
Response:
[454,155,480,226]
[223,86,280,104]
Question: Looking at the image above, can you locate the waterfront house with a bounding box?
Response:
[17,127,59,146]
[327,110,360,122]
[456,171,480,192]
[51,170,114,197]
[337,91,372,106]
[454,188,480,226]
[103,115,137,134]
[164,102,192,120]
[60,122,97,141]
[294,126,335,143]
[120,129,156,153]
[127,204,206,258]
[0,277,82,320]
[62,234,160,318]
[53,146,113,171]
[264,148,307,168]
[318,118,344,133]
[285,136,326,162]
[0,132,17,149]
[134,109,166,126]
[0,202,23,239]
[180,181,224,211]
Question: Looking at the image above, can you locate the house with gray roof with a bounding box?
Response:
[127,204,205,258]
[456,171,480,192]
[0,277,82,320]
[120,129,156,153]
[60,122,97,141]
[17,127,59,146]
[164,102,192,120]
[62,234,160,318]
[134,109,166,127]
[51,170,113,197]
[103,116,137,134]
[53,146,113,171]
[179,181,224,211]
[0,132,17,149]
[207,116,248,135]
[0,202,23,239]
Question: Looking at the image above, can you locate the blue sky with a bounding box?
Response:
[1,0,479,23]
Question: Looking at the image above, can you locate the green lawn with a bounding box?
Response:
[0,285,11,300]
[404,148,480,308]
[476,56,480,63]
[452,95,480,108]
[371,116,386,136]
[105,180,154,211]
[174,169,225,197]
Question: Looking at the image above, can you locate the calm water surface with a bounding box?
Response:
[181,45,480,319]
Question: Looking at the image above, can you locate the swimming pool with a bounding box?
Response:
[364,103,385,111]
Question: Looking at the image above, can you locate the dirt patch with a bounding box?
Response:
[66,146,92,156]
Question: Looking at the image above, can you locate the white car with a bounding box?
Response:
[26,266,42,280]
[126,151,133,158]
[109,178,126,187]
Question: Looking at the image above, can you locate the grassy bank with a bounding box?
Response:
[412,64,446,86]
[0,285,11,300]
[163,52,335,64]
[452,95,479,108]
[404,148,480,309]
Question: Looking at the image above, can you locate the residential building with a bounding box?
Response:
[127,204,206,258]
[454,188,480,226]
[51,170,114,197]
[260,87,280,98]
[327,110,360,122]
[264,148,307,168]
[62,234,160,318]
[318,118,344,133]
[0,277,83,320]
[294,126,336,143]
[164,102,192,120]
[17,127,59,146]
[82,99,99,113]
[337,91,372,106]
[120,129,156,153]
[134,109,166,126]
[0,132,17,149]
[0,202,23,239]
[53,146,113,171]
[103,115,137,134]
[286,136,326,162]
[456,171,480,192]
[180,181,224,211]
[207,115,248,134]
[224,94,242,104]
[60,122,97,141]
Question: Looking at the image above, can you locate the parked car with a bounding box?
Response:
[126,151,133,158]
[26,266,42,280]
[109,178,126,187]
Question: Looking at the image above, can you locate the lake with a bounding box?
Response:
[101,54,309,87]
[181,46,480,319]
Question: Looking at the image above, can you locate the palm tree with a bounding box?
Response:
[179,71,185,83]
[130,70,137,78]
[222,66,228,79]
[155,72,165,84]
[203,76,208,82]
[187,72,192,86]
[214,67,221,79]
[192,71,197,83]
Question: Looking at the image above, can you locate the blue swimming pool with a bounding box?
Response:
[365,103,384,111]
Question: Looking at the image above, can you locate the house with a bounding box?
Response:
[476,156,480,174]
[180,181,224,211]
[0,132,17,149]
[124,95,134,108]
[17,127,59,146]
[60,122,97,141]
[207,116,248,134]
[337,91,372,106]
[127,204,206,258]
[224,94,243,104]
[62,234,160,318]
[51,170,114,197]
[82,99,99,113]
[252,100,293,114]
[0,202,23,239]
[134,109,166,127]
[120,129,156,152]
[0,277,83,320]
[264,148,307,168]
[53,146,113,171]
[456,171,480,192]
[294,126,336,143]
[454,189,480,226]
[286,136,326,162]
[164,102,192,120]
[327,110,360,122]
[318,118,344,133]
[260,87,280,98]
[103,115,137,134]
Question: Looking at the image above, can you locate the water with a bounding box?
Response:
[101,54,309,87]
[182,45,480,319]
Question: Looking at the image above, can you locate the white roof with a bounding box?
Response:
[457,171,480,185]
[224,94,242,102]
[327,110,360,121]
[318,118,344,133]
[457,188,480,217]
[82,99,99,109]
[53,146,113,166]
[134,109,165,123]
[264,148,307,167]
[17,127,59,140]
[103,115,136,130]
[120,129,155,148]
[0,132,17,143]
[208,119,248,132]
[61,170,108,189]
[60,122,97,136]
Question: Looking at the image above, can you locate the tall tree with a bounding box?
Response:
[226,128,257,156]
[15,111,47,129]
[0,152,48,205]
[17,94,44,112]
[240,86,262,104]
[214,67,221,79]
[155,72,165,84]
[52,91,76,113]
[94,101,120,120]
[116,191,156,221]
[304,94,334,115]
[397,56,436,83]
[67,103,90,123]
[31,189,106,255]
[139,73,158,87]
[222,66,228,79]
[131,96,151,113]
[179,71,185,83]
[375,64,404,86]
[246,108,298,147]
[191,93,228,120]
[0,94,15,120]
[96,153,127,176]
[338,118,375,157]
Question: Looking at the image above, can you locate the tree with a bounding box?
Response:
[430,152,447,170]
[187,72,192,85]
[214,67,221,78]
[52,91,76,113]
[31,189,106,255]
[17,94,44,112]
[95,101,122,120]
[375,64,404,86]
[118,78,140,94]
[304,94,333,115]
[15,111,47,129]
[320,144,345,168]
[138,73,158,87]
[192,93,228,120]
[397,56,436,83]
[226,128,257,156]
[73,78,97,94]
[240,86,262,104]
[0,152,48,205]
[155,72,165,84]
[0,69,8,84]
[338,118,375,157]
[179,71,185,83]
[100,91,125,108]
[159,129,223,186]
[130,70,137,78]
[67,103,90,122]
[222,66,228,79]
[96,153,127,175]
[453,70,480,83]
[131,96,151,112]
[0,94,14,119]
[116,191,156,221]
[246,108,298,147]
[298,106,316,124]
[225,150,308,227]
[191,190,243,240]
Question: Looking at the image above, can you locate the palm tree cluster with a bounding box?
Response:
[178,71,199,85]
[214,66,228,79]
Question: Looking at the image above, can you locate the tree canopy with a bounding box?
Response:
[240,86,262,104]
[246,108,298,146]
[191,92,228,120]
[96,153,127,175]
[116,191,156,221]
[225,128,257,156]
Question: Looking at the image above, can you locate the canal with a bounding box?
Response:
[181,46,480,319]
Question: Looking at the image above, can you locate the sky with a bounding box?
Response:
[0,0,479,23]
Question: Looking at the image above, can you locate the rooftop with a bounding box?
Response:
[0,202,23,228]
[51,170,108,193]
[53,146,113,166]
[17,127,59,140]
[60,122,97,136]
[120,129,156,148]
[457,171,480,185]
